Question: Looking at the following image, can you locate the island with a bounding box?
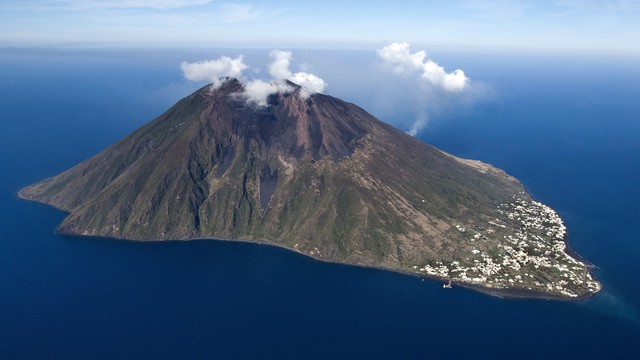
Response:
[20,78,601,299]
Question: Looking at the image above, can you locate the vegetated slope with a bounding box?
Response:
[21,79,601,298]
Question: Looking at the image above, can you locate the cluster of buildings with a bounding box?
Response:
[414,196,601,297]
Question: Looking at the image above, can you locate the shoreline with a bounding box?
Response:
[17,188,601,302]
[57,229,600,302]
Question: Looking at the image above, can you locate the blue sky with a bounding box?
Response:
[1,0,639,53]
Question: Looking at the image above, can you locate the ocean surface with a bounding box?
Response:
[1,48,639,359]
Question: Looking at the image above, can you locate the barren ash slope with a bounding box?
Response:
[20,78,601,299]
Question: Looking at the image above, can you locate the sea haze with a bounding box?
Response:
[1,48,639,359]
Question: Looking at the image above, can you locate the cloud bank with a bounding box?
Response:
[181,50,327,106]
[377,42,469,92]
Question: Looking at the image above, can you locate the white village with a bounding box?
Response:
[414,195,601,298]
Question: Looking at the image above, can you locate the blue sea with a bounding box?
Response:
[1,48,639,359]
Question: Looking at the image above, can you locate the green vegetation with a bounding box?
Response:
[19,79,601,299]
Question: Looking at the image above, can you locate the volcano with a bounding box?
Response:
[20,78,601,298]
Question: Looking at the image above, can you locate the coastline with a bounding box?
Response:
[56,229,600,302]
[17,188,600,302]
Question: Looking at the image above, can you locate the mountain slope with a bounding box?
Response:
[20,79,601,298]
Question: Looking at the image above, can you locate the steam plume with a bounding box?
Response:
[377,42,469,92]
[243,50,327,105]
[180,55,247,89]
[243,80,294,107]
[181,50,327,107]
[376,42,472,135]
[268,50,327,98]
[407,114,428,137]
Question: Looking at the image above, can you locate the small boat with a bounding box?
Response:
[443,279,452,289]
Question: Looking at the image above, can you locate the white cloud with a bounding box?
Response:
[269,50,293,79]
[290,72,326,98]
[180,49,327,107]
[243,79,294,107]
[377,42,469,92]
[377,42,426,73]
[269,50,327,97]
[374,42,475,136]
[242,50,327,105]
[180,55,247,88]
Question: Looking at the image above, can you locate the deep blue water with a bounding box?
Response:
[1,48,639,359]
